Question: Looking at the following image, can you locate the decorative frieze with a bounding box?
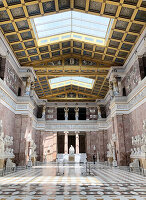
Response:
[47,109,54,113]
[46,115,54,119]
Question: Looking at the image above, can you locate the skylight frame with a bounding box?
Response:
[49,77,95,89]
[31,11,113,46]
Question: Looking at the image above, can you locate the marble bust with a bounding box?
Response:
[69,145,75,155]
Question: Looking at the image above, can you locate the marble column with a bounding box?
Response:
[64,131,68,154]
[75,131,79,154]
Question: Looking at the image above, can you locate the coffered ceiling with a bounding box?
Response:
[0,0,145,101]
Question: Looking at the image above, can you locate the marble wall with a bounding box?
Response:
[14,114,34,166]
[0,103,15,137]
[107,102,146,166]
[41,131,57,162]
[4,59,25,96]
[86,131,107,162]
[121,59,141,96]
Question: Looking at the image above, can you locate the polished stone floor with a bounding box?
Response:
[0,163,146,200]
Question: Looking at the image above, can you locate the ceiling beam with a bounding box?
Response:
[33,65,110,70]
[36,72,107,76]
[24,54,115,67]
[42,90,99,98]
[41,97,97,101]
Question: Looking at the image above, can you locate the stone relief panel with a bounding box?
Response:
[88,107,97,120]
[46,107,57,120]
[121,59,141,96]
[4,60,25,96]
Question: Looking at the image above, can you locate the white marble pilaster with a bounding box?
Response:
[75,131,79,154]
[64,131,68,154]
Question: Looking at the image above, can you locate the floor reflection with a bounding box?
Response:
[0,163,145,198]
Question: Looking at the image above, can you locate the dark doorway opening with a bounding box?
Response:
[18,87,21,96]
[143,56,146,78]
[57,134,64,153]
[37,106,43,118]
[79,135,86,153]
[139,56,146,80]
[57,108,65,120]
[79,108,86,120]
[68,108,75,120]
[123,87,126,96]
[68,135,76,153]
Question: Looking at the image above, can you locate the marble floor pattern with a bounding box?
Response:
[0,163,146,200]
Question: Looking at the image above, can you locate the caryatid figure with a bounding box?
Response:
[30,82,35,97]
[42,105,46,119]
[112,77,119,96]
[64,106,69,120]
[74,107,79,120]
[25,76,31,96]
[97,105,102,119]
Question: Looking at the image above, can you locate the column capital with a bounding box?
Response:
[64,131,69,134]
[75,131,80,134]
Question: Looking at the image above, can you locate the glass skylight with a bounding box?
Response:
[31,11,113,46]
[49,77,94,89]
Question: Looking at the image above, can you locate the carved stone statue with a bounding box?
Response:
[97,151,99,162]
[5,148,14,158]
[70,58,75,65]
[131,148,134,156]
[6,158,16,170]
[141,144,146,154]
[143,120,146,130]
[69,145,75,155]
[30,82,35,97]
[130,159,140,170]
[107,143,113,158]
[42,105,46,119]
[64,106,69,120]
[4,135,13,146]
[30,140,36,158]
[132,136,135,145]
[74,107,79,120]
[25,76,31,96]
[112,77,119,96]
[97,106,102,119]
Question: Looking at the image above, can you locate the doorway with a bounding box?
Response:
[57,134,64,153]
[68,135,76,153]
[68,108,75,120]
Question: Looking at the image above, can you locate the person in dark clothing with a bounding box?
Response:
[93,154,96,164]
